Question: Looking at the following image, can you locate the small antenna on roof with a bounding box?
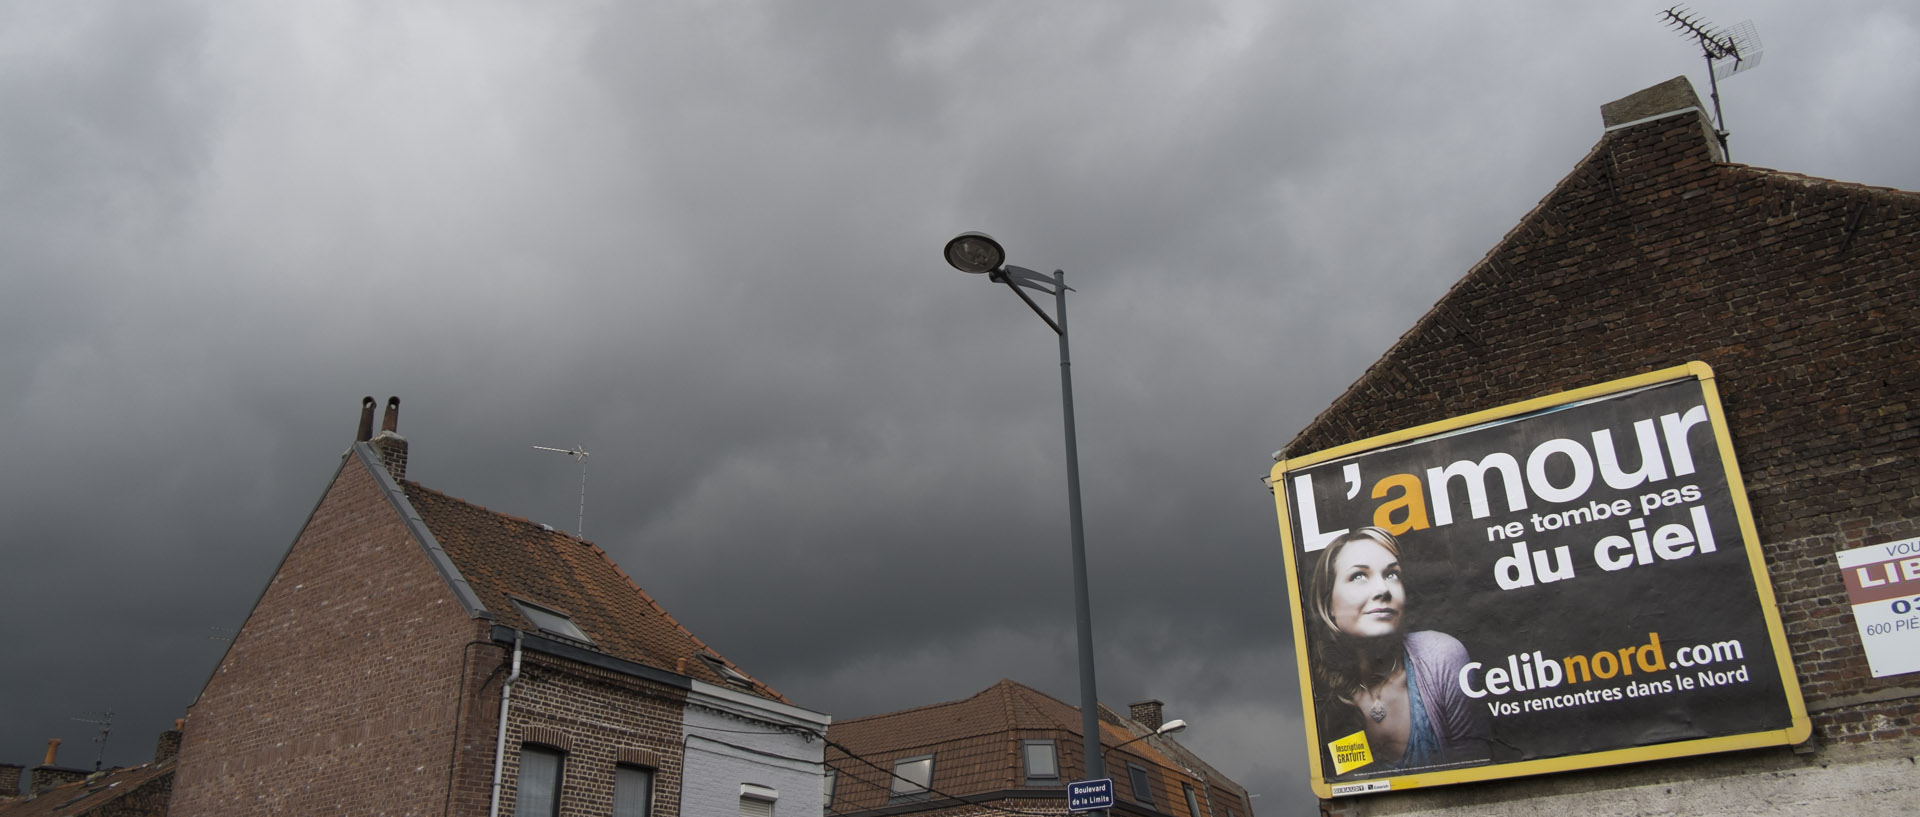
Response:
[1660,5,1763,160]
[70,710,112,771]
[532,445,590,537]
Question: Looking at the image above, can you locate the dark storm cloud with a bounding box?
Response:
[3,2,1916,811]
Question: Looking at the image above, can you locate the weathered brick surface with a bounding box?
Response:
[170,456,486,816]
[477,652,687,817]
[1287,101,1919,811]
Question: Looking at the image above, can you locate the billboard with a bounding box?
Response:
[1271,363,1808,798]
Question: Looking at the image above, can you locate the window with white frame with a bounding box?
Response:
[741,783,778,817]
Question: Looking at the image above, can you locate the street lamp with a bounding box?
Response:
[942,231,1106,788]
[1102,719,1190,765]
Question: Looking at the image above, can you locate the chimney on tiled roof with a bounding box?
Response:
[1129,699,1165,731]
[28,739,86,796]
[154,721,184,764]
[1600,75,1724,162]
[0,763,22,800]
[369,396,409,481]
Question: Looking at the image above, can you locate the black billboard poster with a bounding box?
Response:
[1271,363,1808,798]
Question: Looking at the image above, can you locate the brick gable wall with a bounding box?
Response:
[170,456,485,816]
[1291,106,1919,815]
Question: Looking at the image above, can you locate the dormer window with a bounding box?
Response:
[514,599,593,645]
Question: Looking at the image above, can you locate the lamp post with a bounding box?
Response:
[1102,719,1189,766]
[943,231,1107,790]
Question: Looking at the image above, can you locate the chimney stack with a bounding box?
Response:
[28,739,86,796]
[1599,76,1724,162]
[0,764,21,800]
[1129,699,1165,731]
[154,722,184,764]
[368,396,409,481]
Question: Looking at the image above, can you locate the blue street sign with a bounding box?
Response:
[1068,778,1114,812]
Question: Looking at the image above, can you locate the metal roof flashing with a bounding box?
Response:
[351,442,491,620]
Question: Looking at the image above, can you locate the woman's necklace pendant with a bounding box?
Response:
[1369,701,1387,723]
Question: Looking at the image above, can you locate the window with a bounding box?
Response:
[822,769,836,812]
[698,653,756,688]
[615,765,653,817]
[890,754,933,799]
[1127,763,1154,806]
[515,745,564,817]
[741,783,778,817]
[513,599,593,644]
[1183,783,1203,817]
[1022,740,1058,782]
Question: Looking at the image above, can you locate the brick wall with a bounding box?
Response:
[170,455,483,816]
[1289,97,1919,814]
[478,651,687,817]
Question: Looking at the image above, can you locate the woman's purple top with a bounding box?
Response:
[1405,630,1485,749]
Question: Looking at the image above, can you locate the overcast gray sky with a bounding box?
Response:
[4,1,1916,811]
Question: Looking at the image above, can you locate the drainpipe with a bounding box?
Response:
[489,632,524,817]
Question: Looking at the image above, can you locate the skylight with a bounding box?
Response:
[513,599,593,645]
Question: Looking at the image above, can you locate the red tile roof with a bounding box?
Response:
[826,680,1236,815]
[403,480,786,702]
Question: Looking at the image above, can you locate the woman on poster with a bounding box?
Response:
[1308,527,1489,772]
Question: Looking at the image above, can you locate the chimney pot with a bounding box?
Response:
[1128,700,1165,732]
[41,739,58,767]
[357,396,376,442]
[369,396,410,481]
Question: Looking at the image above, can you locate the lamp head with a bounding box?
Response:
[1156,719,1188,736]
[944,231,1005,274]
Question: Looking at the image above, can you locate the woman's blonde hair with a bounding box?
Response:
[1307,527,1407,706]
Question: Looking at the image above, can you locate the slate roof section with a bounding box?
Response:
[0,762,172,817]
[398,475,785,703]
[826,680,1240,815]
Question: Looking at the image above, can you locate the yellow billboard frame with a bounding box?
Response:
[1270,361,1809,799]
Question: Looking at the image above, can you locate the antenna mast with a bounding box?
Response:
[71,710,112,771]
[532,445,590,537]
[1660,6,1763,160]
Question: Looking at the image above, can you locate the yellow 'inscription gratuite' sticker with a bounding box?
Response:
[1329,730,1373,775]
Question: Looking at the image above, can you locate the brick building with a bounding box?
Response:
[169,397,829,816]
[825,680,1254,817]
[1276,77,1917,815]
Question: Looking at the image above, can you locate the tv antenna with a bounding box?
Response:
[1660,6,1763,159]
[532,445,590,537]
[70,710,112,771]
